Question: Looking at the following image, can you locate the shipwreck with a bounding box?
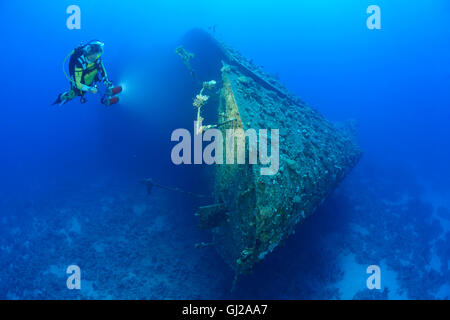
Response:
[175,29,362,283]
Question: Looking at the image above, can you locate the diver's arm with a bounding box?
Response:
[99,60,112,87]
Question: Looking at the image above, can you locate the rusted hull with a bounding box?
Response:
[179,29,362,275]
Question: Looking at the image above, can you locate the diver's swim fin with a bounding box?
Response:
[52,94,68,106]
[51,94,61,105]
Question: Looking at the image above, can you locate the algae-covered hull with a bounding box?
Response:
[178,29,362,275]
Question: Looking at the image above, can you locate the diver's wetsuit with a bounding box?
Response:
[53,45,111,105]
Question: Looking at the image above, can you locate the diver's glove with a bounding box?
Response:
[81,84,98,94]
[104,80,114,89]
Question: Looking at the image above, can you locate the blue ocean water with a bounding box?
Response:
[0,0,449,299]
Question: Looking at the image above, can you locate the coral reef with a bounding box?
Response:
[0,164,449,299]
[175,45,196,79]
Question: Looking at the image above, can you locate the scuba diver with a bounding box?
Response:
[53,40,122,106]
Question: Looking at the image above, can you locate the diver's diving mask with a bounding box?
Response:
[85,40,104,62]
